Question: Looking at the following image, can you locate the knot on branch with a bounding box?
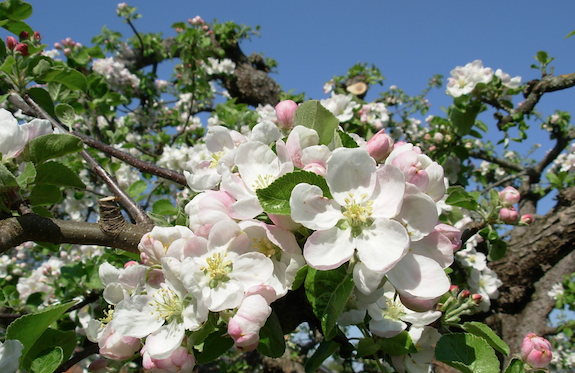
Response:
[98,197,127,238]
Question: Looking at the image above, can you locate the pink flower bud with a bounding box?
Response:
[124,260,137,268]
[54,42,61,49]
[202,25,209,31]
[521,333,552,368]
[33,31,41,41]
[15,43,28,56]
[19,31,29,40]
[449,285,459,294]
[499,186,520,206]
[275,99,298,130]
[88,359,111,373]
[459,290,471,299]
[63,48,71,56]
[366,129,394,162]
[142,345,195,371]
[471,294,482,304]
[520,214,534,225]
[499,207,519,224]
[6,36,17,50]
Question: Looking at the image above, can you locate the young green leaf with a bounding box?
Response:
[504,357,526,373]
[446,186,479,210]
[24,329,76,372]
[34,161,85,189]
[29,346,63,373]
[28,87,55,118]
[16,161,36,188]
[22,133,83,164]
[152,199,179,216]
[28,184,61,206]
[378,331,417,356]
[356,337,380,358]
[304,339,340,373]
[293,100,339,145]
[257,310,286,358]
[0,162,18,191]
[462,321,510,355]
[54,103,76,128]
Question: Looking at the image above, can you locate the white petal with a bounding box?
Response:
[326,147,376,205]
[369,317,406,338]
[290,183,342,230]
[424,162,446,202]
[353,261,386,295]
[145,321,185,359]
[386,253,450,300]
[355,218,409,273]
[410,231,454,269]
[232,252,274,289]
[396,184,438,241]
[304,227,354,270]
[370,164,405,218]
[112,295,164,338]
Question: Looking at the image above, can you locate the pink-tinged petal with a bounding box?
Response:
[396,184,438,241]
[232,252,274,289]
[386,253,450,300]
[326,148,376,205]
[355,218,409,273]
[208,220,245,253]
[182,235,208,258]
[410,231,453,269]
[264,223,301,254]
[235,141,280,191]
[184,169,221,192]
[304,227,354,270]
[290,183,342,230]
[275,139,295,176]
[205,125,235,152]
[424,163,446,201]
[369,317,407,338]
[371,164,405,218]
[145,321,186,360]
[353,261,386,295]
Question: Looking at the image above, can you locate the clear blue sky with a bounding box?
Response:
[8,1,575,213]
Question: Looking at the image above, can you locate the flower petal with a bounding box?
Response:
[303,227,354,270]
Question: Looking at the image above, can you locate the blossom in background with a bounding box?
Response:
[0,339,24,373]
[204,57,235,75]
[320,92,360,122]
[548,283,564,300]
[446,60,493,97]
[0,109,52,161]
[92,57,140,90]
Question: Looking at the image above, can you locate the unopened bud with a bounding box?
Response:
[366,129,394,162]
[449,285,459,294]
[499,206,519,224]
[6,36,17,50]
[521,333,552,369]
[471,293,482,303]
[275,99,298,130]
[33,31,41,41]
[458,290,471,299]
[19,31,29,40]
[63,48,71,56]
[499,186,520,206]
[520,214,534,225]
[15,43,28,56]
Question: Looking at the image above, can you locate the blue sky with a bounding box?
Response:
[10,1,575,213]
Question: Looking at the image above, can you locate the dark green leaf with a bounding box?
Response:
[28,184,61,205]
[0,162,18,191]
[6,301,76,361]
[54,103,76,128]
[256,170,331,216]
[28,87,55,118]
[450,103,481,137]
[126,179,147,198]
[356,337,379,358]
[293,100,339,145]
[194,328,234,364]
[22,133,83,164]
[435,333,500,373]
[462,321,509,356]
[291,265,308,290]
[487,239,507,262]
[305,265,354,340]
[24,329,76,372]
[338,130,359,148]
[257,310,285,358]
[304,339,340,373]
[378,331,417,356]
[35,161,85,188]
[0,0,33,21]
[0,55,15,74]
[36,65,87,92]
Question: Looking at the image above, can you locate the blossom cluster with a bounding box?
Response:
[92,57,141,91]
[93,100,461,372]
[446,60,521,98]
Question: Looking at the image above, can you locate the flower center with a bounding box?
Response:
[340,193,373,236]
[252,174,275,190]
[210,151,224,168]
[384,297,406,321]
[201,252,232,288]
[252,237,281,259]
[152,287,182,323]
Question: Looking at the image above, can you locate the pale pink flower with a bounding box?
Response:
[275,100,298,129]
[521,333,552,369]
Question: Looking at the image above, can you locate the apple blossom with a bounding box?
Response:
[520,214,535,225]
[0,109,52,161]
[0,339,24,373]
[499,206,519,224]
[521,333,553,369]
[5,36,16,50]
[138,225,196,266]
[499,186,520,206]
[319,92,360,122]
[366,129,394,162]
[286,125,320,168]
[446,60,494,97]
[142,345,195,373]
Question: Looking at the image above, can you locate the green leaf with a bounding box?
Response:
[28,184,61,205]
[126,179,148,197]
[291,265,308,290]
[257,310,285,358]
[256,170,331,216]
[445,186,478,210]
[504,357,525,373]
[30,346,63,373]
[24,329,76,372]
[194,328,234,364]
[435,333,500,373]
[304,339,340,373]
[0,55,15,74]
[22,133,84,164]
[36,65,87,92]
[34,161,85,188]
[487,239,507,262]
[0,0,33,21]
[152,199,179,216]
[28,87,55,118]
[338,130,359,148]
[293,100,339,145]
[0,18,31,36]
[6,300,76,362]
[462,321,509,355]
[305,265,354,340]
[16,161,36,187]
[450,103,481,137]
[378,331,417,356]
[0,162,18,191]
[147,211,172,227]
[356,337,380,358]
[54,103,76,128]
